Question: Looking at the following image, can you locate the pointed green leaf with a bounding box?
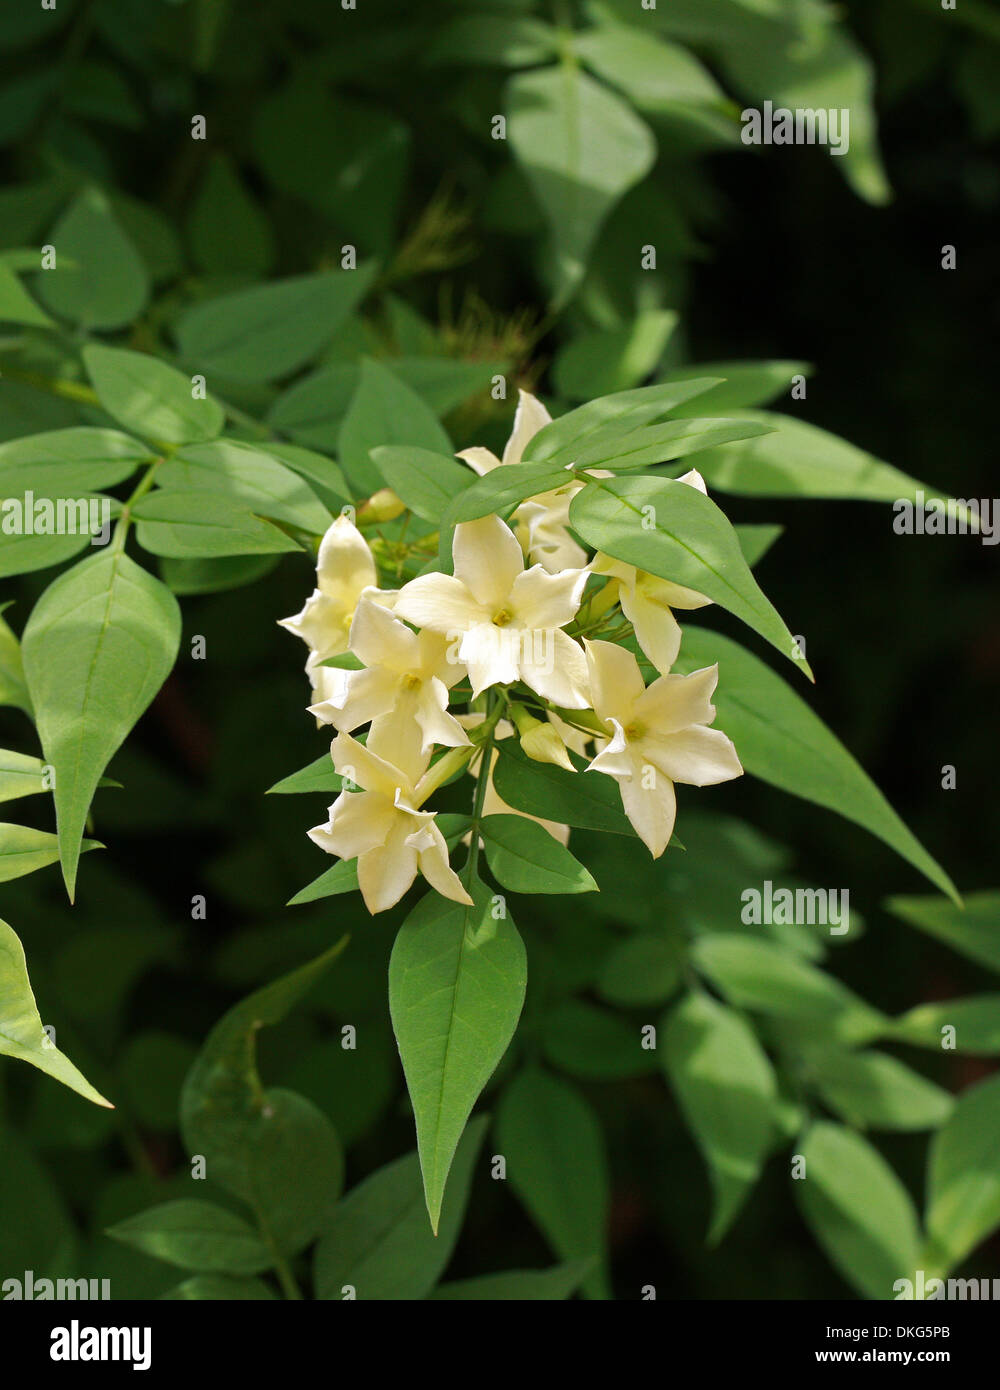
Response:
[133,489,301,557]
[157,441,333,534]
[481,813,598,895]
[107,1200,272,1274]
[925,1072,1000,1274]
[0,915,111,1107]
[389,882,526,1232]
[35,187,149,330]
[570,476,810,676]
[22,551,181,897]
[663,991,777,1241]
[338,358,451,495]
[431,1260,591,1300]
[83,343,225,445]
[0,427,150,493]
[886,893,1000,972]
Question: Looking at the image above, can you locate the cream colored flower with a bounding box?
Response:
[590,469,711,674]
[393,514,590,708]
[458,389,588,574]
[584,639,742,858]
[308,728,471,914]
[308,594,470,756]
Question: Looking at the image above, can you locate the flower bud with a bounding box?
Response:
[357,488,406,525]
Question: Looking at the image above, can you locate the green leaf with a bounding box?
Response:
[691,936,885,1044]
[597,933,682,1007]
[506,66,656,302]
[338,358,452,496]
[0,427,150,493]
[541,998,657,1080]
[521,378,725,467]
[735,522,783,567]
[577,417,776,471]
[445,462,575,525]
[22,551,182,898]
[553,310,678,400]
[35,187,149,329]
[806,1047,953,1132]
[313,1118,486,1300]
[176,267,375,383]
[83,344,225,446]
[663,991,777,1241]
[0,606,30,714]
[0,261,54,326]
[0,506,117,580]
[925,1073,1000,1274]
[571,476,809,676]
[161,1275,276,1300]
[389,882,526,1232]
[886,893,1000,973]
[574,26,726,110]
[795,1123,921,1300]
[156,441,332,534]
[493,740,635,837]
[662,362,812,413]
[160,554,279,596]
[187,153,274,276]
[425,14,560,67]
[133,489,300,557]
[0,749,46,802]
[496,1068,610,1299]
[371,446,473,523]
[481,814,597,895]
[180,939,348,1212]
[288,858,359,905]
[892,996,1000,1055]
[267,753,344,797]
[0,822,99,881]
[673,628,958,901]
[263,441,351,507]
[107,1200,273,1274]
[431,1260,591,1300]
[692,411,951,503]
[0,914,111,1107]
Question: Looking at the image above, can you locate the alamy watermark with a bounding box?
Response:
[892,493,998,545]
[741,102,850,157]
[2,1269,111,1300]
[741,880,850,935]
[1,493,112,546]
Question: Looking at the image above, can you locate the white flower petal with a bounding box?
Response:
[519,628,590,709]
[309,665,398,732]
[619,770,677,859]
[348,594,416,671]
[452,515,525,610]
[415,677,473,750]
[457,446,502,477]
[502,389,552,466]
[584,639,644,724]
[510,563,587,630]
[356,824,419,913]
[411,819,474,905]
[394,572,487,636]
[309,788,391,859]
[644,724,743,788]
[316,514,376,598]
[636,663,719,735]
[619,584,683,676]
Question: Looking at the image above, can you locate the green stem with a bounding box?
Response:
[463,694,501,886]
[111,456,165,553]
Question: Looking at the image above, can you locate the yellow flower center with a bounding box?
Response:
[624,720,646,741]
[492,609,513,628]
[401,673,422,692]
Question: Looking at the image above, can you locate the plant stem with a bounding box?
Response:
[463,693,500,887]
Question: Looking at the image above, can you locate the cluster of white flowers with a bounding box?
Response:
[280,390,743,914]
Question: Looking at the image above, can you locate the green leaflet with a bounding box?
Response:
[0,749,46,803]
[0,261,54,326]
[571,475,810,676]
[83,344,225,446]
[0,427,150,493]
[266,753,344,797]
[795,1123,921,1300]
[691,410,955,504]
[0,606,30,714]
[673,627,958,900]
[506,66,656,303]
[187,153,275,276]
[35,186,149,330]
[179,939,348,1247]
[804,1047,953,1132]
[662,362,812,413]
[445,462,572,525]
[107,1200,273,1274]
[389,882,526,1232]
[553,309,678,400]
[371,445,473,523]
[892,996,1000,1055]
[662,991,778,1242]
[22,550,182,898]
[886,892,1000,972]
[338,358,452,496]
[133,489,301,558]
[496,1067,610,1300]
[160,1275,276,1301]
[541,998,658,1080]
[925,1072,1000,1275]
[692,936,886,1045]
[156,441,333,534]
[521,378,724,466]
[0,822,100,882]
[566,416,776,471]
[493,740,636,837]
[175,265,376,383]
[0,914,111,1107]
[597,933,682,1008]
[481,813,598,895]
[313,1118,487,1300]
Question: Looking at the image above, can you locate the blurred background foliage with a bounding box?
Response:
[0,0,996,1298]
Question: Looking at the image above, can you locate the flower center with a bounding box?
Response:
[401,673,422,692]
[624,720,646,741]
[492,608,513,628]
